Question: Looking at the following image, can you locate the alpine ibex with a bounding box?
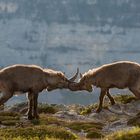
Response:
[0,64,78,119]
[68,61,140,112]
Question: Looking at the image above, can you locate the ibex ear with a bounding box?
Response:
[80,73,83,78]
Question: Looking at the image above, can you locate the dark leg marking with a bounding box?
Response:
[96,88,107,113]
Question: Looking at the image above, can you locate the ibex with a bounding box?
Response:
[0,64,78,119]
[69,61,140,112]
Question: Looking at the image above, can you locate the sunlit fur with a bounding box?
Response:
[0,64,71,119]
[69,61,140,112]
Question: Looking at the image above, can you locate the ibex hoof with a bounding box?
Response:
[34,114,39,119]
[111,101,116,105]
[96,108,102,113]
[28,115,34,120]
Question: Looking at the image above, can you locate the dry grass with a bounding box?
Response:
[104,127,140,140]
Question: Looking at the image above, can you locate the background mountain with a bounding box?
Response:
[0,0,140,105]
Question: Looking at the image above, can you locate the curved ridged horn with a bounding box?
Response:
[80,73,83,78]
[68,68,79,82]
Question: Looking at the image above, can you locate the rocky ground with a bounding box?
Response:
[0,94,140,140]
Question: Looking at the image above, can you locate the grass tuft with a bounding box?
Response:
[0,125,77,140]
[0,111,20,117]
[86,131,104,138]
[65,121,104,138]
[38,104,58,114]
[114,94,137,104]
[127,116,140,127]
[80,94,137,115]
[104,127,140,140]
[0,111,20,126]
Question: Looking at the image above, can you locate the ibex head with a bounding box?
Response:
[45,68,79,91]
[68,70,93,92]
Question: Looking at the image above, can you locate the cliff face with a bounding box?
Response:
[1,0,140,27]
[0,0,140,104]
[0,0,140,67]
